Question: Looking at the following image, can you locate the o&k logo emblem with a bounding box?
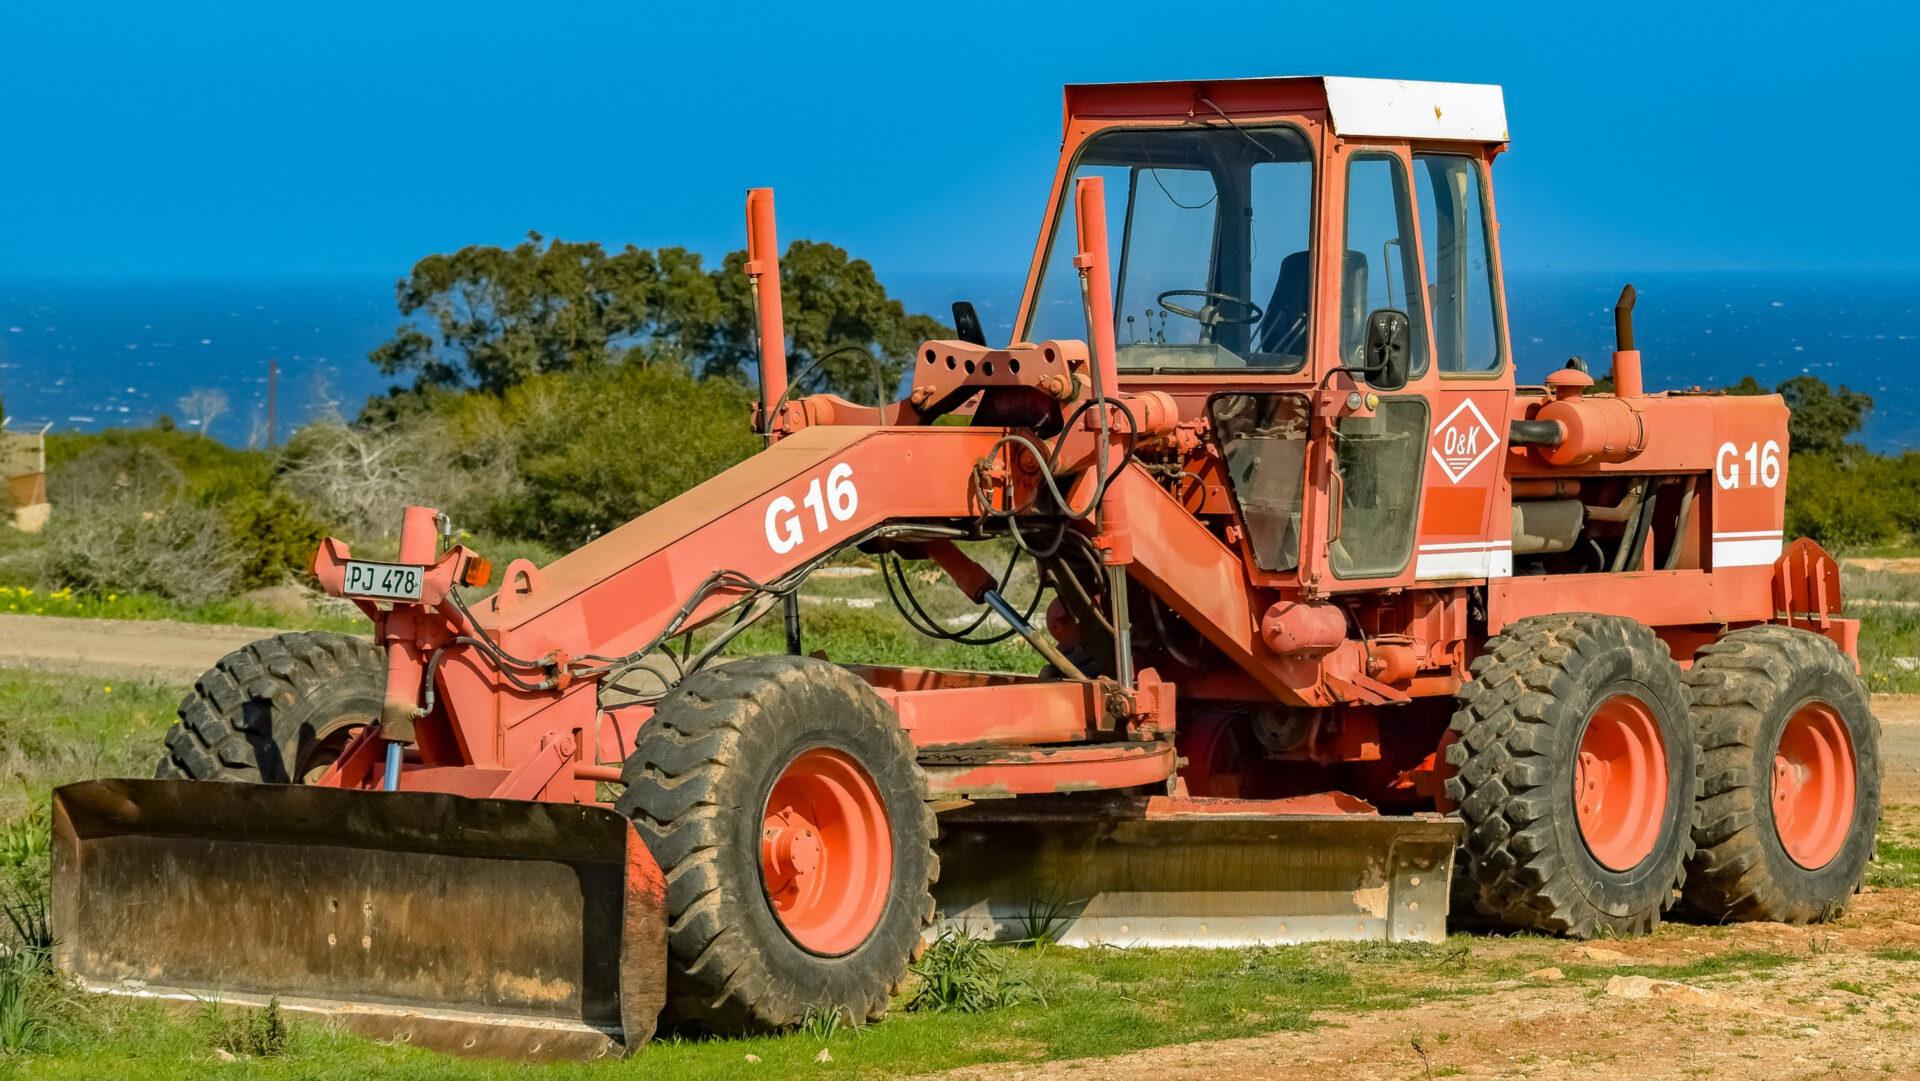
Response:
[1430,398,1500,483]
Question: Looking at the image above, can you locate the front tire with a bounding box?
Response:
[1446,614,1698,937]
[156,631,382,783]
[616,655,936,1034]
[1683,625,1880,923]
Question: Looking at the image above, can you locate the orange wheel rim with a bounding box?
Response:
[760,747,892,956]
[1574,694,1669,872]
[1773,703,1856,870]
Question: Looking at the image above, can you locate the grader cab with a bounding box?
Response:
[53,76,1878,1058]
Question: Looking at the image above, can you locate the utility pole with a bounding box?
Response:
[267,357,279,449]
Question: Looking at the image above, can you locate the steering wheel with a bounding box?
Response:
[1156,289,1264,344]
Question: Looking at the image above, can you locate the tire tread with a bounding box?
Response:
[615,656,937,1034]
[1445,614,1697,937]
[1682,625,1880,923]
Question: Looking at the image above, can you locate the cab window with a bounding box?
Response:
[1025,125,1314,372]
[1210,392,1311,572]
[1415,154,1502,373]
[1340,153,1429,377]
[1328,397,1428,578]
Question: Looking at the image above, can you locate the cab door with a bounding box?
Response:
[1407,152,1513,583]
[1299,144,1434,595]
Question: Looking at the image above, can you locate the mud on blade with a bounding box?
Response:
[51,779,663,1060]
[933,796,1463,946]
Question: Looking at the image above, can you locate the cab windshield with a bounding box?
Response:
[1025,124,1314,372]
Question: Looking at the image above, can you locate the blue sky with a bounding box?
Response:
[4,1,1914,280]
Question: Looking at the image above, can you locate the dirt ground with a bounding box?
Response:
[930,914,1920,1080]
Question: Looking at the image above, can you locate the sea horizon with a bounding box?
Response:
[2,268,1915,453]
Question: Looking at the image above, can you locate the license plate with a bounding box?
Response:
[343,560,425,601]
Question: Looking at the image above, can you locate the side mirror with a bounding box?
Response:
[1362,308,1411,392]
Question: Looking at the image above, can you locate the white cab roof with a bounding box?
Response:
[1067,76,1510,143]
[1322,77,1509,142]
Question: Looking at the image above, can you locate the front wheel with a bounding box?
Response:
[1683,625,1880,923]
[616,655,937,1033]
[156,631,382,783]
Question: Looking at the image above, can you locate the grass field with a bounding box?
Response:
[0,937,1448,1078]
[1842,560,1920,693]
[0,668,179,819]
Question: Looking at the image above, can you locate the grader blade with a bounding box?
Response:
[932,796,1461,946]
[51,779,664,1061]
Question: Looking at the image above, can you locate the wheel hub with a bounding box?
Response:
[1573,694,1669,872]
[758,747,892,956]
[1772,703,1856,870]
[761,809,823,887]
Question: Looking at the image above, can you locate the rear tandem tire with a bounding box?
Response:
[156,631,382,783]
[1445,614,1698,938]
[616,655,937,1034]
[1682,625,1880,923]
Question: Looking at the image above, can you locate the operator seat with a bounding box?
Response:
[1255,251,1369,363]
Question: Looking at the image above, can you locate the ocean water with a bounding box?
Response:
[898,270,1920,453]
[0,275,398,443]
[2,271,1915,452]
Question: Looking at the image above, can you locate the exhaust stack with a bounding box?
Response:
[1612,283,1643,398]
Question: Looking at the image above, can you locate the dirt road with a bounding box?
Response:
[0,612,275,682]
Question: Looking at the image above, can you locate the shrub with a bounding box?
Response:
[46,427,271,504]
[41,447,242,603]
[435,362,758,547]
[1879,452,1920,536]
[42,502,240,603]
[275,420,442,541]
[46,444,187,510]
[1784,453,1900,552]
[224,490,328,590]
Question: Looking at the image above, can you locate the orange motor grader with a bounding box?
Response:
[53,76,1878,1058]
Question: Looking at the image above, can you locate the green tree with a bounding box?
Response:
[369,234,945,400]
[371,233,721,394]
[708,240,949,401]
[1777,375,1872,456]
